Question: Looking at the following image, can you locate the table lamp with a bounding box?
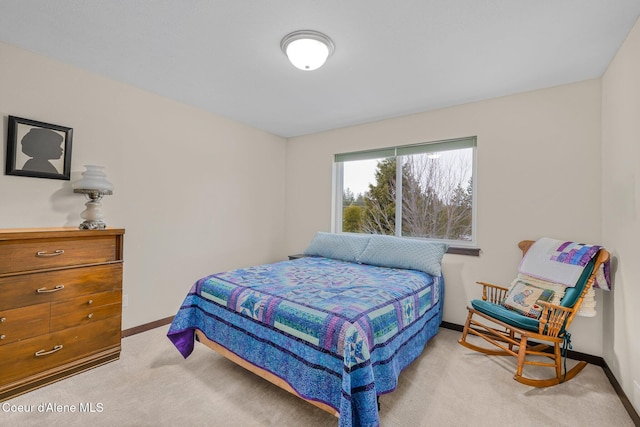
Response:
[72,165,114,230]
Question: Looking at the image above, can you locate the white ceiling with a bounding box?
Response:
[1,1,639,138]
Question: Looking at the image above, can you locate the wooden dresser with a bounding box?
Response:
[0,227,124,401]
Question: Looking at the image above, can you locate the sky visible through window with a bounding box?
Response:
[343,159,379,196]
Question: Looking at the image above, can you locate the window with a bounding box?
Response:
[333,137,477,246]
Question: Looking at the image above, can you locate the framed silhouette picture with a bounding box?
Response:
[5,116,73,180]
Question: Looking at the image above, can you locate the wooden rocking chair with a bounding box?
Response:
[458,240,610,387]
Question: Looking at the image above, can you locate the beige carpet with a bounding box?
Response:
[1,327,634,426]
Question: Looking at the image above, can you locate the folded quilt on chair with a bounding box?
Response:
[518,238,611,291]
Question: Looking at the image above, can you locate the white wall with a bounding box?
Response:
[0,42,287,329]
[285,80,604,355]
[601,17,640,413]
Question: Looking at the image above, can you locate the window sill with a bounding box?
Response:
[446,246,480,256]
[293,248,480,259]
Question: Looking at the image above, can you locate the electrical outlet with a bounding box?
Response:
[634,380,640,413]
[122,294,129,308]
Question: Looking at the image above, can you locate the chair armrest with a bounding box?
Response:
[537,301,574,337]
[476,281,509,304]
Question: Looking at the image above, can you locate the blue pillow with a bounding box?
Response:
[356,235,448,276]
[303,232,371,263]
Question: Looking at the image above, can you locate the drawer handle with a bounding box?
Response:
[0,317,5,323]
[88,300,94,305]
[35,345,63,357]
[36,285,65,293]
[87,313,94,319]
[36,249,65,257]
[0,335,5,340]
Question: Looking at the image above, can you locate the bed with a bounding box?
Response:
[167,233,447,427]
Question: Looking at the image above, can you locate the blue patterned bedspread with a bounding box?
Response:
[167,256,443,427]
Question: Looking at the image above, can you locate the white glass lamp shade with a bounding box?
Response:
[72,165,114,193]
[281,30,335,71]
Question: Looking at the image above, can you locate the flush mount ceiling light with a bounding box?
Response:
[280,30,335,71]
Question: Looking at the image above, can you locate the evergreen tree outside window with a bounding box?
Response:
[333,137,476,245]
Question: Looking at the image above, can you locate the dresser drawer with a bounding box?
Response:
[0,263,122,311]
[0,304,49,345]
[51,290,122,331]
[0,316,121,386]
[0,236,118,274]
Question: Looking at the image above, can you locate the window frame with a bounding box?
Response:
[332,136,478,250]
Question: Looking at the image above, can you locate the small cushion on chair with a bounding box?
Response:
[471,299,540,331]
[502,280,555,319]
[515,274,567,305]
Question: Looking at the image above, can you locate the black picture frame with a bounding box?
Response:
[5,116,73,180]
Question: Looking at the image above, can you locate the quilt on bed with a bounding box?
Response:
[167,256,443,427]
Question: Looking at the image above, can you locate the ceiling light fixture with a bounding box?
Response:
[280,30,335,71]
